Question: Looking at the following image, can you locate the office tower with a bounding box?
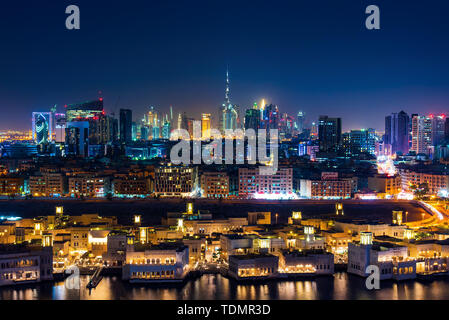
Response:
[120,109,133,144]
[219,70,239,133]
[66,121,89,156]
[88,114,114,145]
[318,116,342,153]
[384,111,410,155]
[201,113,211,139]
[431,114,445,146]
[140,126,149,141]
[32,112,53,145]
[411,114,432,155]
[244,103,261,131]
[147,106,157,128]
[344,129,376,156]
[297,111,305,134]
[261,104,279,131]
[162,117,171,140]
[54,113,67,143]
[279,113,294,138]
[66,99,104,122]
[444,118,449,143]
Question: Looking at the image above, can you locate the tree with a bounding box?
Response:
[410,182,429,200]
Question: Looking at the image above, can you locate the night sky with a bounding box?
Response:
[0,0,449,131]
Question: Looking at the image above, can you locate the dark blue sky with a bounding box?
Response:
[1,0,449,131]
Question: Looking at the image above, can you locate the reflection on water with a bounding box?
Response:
[0,273,448,300]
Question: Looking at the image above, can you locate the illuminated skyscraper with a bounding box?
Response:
[54,113,66,143]
[32,112,53,144]
[244,103,261,131]
[297,111,305,134]
[385,111,410,155]
[201,113,211,139]
[431,114,446,146]
[66,99,104,122]
[411,114,432,155]
[219,70,239,133]
[318,116,342,153]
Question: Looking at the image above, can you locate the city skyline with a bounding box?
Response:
[1,0,449,131]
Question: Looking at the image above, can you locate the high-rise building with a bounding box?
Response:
[297,111,305,134]
[244,104,261,131]
[344,129,376,156]
[201,113,211,140]
[119,109,133,144]
[32,112,53,144]
[411,114,432,155]
[384,111,410,155]
[66,121,89,157]
[219,70,239,133]
[54,113,67,144]
[431,114,446,146]
[66,99,104,122]
[318,116,342,154]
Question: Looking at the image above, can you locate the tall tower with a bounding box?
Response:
[219,69,239,134]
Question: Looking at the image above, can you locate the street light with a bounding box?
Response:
[275,213,279,224]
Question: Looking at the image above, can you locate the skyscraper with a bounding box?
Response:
[244,103,261,131]
[219,70,239,133]
[297,111,305,134]
[431,114,446,146]
[32,112,53,145]
[120,109,133,144]
[411,114,432,155]
[201,113,211,140]
[344,129,376,156]
[384,111,410,155]
[318,116,342,153]
[66,99,104,122]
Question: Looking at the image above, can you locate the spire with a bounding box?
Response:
[225,68,230,104]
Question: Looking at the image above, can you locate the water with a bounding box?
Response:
[1,273,449,300]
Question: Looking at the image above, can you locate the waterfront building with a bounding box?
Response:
[122,243,189,283]
[0,244,53,287]
[220,234,255,260]
[228,254,279,280]
[347,232,416,280]
[278,249,334,275]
